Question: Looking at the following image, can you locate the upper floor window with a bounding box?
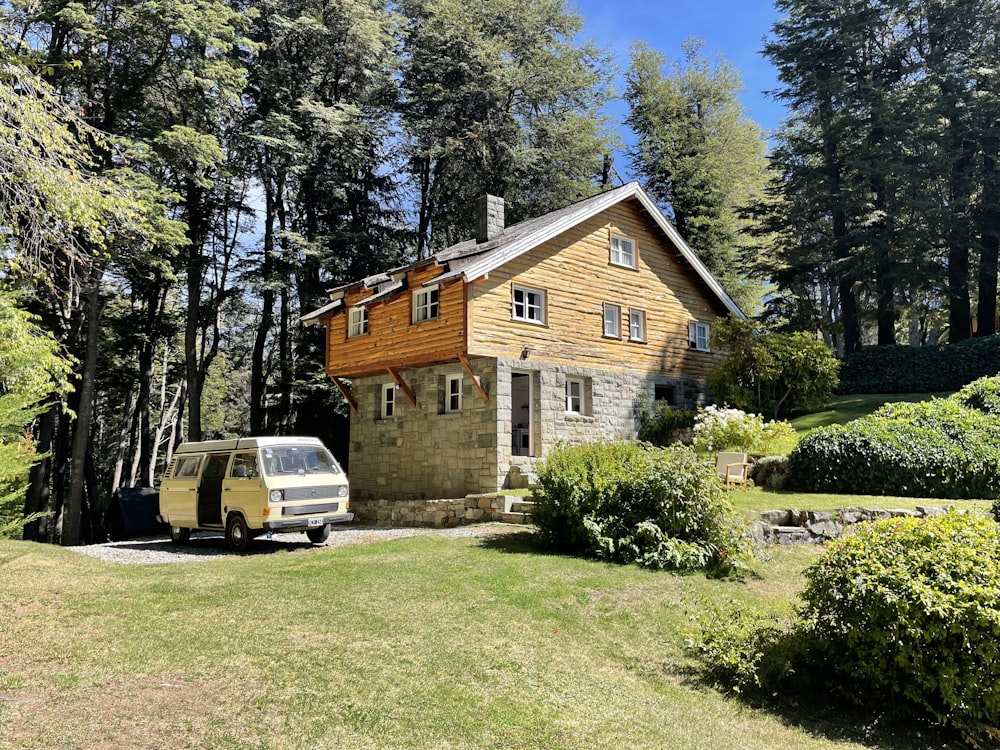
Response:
[629,308,646,342]
[348,306,369,338]
[413,286,440,323]
[512,285,545,324]
[446,374,463,413]
[689,321,710,352]
[603,303,621,338]
[565,378,584,414]
[610,234,637,269]
[381,383,395,419]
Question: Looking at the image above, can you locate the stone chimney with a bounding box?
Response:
[476,194,505,243]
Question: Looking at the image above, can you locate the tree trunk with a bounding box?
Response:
[64,270,103,546]
[22,402,56,541]
[977,149,999,336]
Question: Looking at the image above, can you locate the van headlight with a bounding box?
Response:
[338,485,348,497]
[269,489,283,503]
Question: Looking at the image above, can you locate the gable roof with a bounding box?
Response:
[302,181,744,324]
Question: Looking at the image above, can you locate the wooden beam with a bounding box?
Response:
[387,367,417,407]
[459,355,489,402]
[331,377,358,412]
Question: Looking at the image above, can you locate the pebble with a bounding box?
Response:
[65,523,523,565]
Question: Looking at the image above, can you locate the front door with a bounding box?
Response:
[197,453,229,526]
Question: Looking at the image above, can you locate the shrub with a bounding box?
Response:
[800,514,1000,735]
[749,455,790,490]
[950,374,1000,415]
[692,405,795,456]
[789,397,1000,498]
[636,402,696,446]
[708,316,840,418]
[533,441,753,573]
[837,338,1000,394]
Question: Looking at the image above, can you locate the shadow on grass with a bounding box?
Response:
[475,529,544,555]
[99,532,319,557]
[680,665,969,750]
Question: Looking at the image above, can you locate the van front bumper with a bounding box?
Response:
[262,512,354,531]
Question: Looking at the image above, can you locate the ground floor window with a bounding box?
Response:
[382,383,395,419]
[565,377,584,414]
[446,373,462,412]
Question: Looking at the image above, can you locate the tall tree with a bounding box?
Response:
[624,38,769,313]
[398,0,615,256]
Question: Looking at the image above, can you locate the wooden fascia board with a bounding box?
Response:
[459,355,489,402]
[331,377,358,412]
[387,367,417,407]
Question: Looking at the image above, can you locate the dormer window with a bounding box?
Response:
[348,307,369,338]
[610,234,637,269]
[413,286,439,323]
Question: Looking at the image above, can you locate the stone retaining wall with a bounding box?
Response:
[351,495,518,528]
[752,505,951,544]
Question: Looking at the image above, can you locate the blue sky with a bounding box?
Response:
[571,1,785,149]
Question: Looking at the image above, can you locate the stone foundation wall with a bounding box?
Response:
[351,495,515,528]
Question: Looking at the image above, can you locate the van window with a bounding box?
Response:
[261,446,342,477]
[230,452,258,479]
[173,456,202,478]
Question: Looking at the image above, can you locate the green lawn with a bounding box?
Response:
[790,392,952,432]
[725,485,991,515]
[0,533,965,749]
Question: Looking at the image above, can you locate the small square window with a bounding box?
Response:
[446,374,462,413]
[565,378,583,414]
[689,321,710,351]
[413,286,439,323]
[603,303,621,338]
[610,234,637,268]
[512,285,545,324]
[630,309,646,342]
[381,383,395,419]
[654,384,676,405]
[348,307,369,338]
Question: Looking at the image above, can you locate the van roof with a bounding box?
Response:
[174,436,326,454]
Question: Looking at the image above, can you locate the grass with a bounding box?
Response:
[790,392,952,432]
[725,486,992,515]
[0,531,967,750]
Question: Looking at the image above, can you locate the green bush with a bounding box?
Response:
[950,375,1000,415]
[749,455,790,490]
[636,402,696,446]
[837,338,1000,394]
[533,441,753,573]
[800,514,1000,734]
[789,397,1000,498]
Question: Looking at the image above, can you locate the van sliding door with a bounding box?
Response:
[197,454,229,526]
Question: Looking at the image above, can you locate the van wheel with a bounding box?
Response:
[226,514,252,554]
[306,524,331,544]
[170,526,191,545]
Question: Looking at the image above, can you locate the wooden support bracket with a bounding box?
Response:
[459,355,489,402]
[331,377,358,412]
[387,367,417,407]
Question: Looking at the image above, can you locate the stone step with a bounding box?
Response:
[501,511,532,525]
[510,501,536,513]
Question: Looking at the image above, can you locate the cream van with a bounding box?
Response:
[157,436,352,553]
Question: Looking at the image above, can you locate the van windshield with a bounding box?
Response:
[260,445,342,477]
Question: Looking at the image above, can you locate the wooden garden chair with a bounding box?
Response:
[716,452,752,490]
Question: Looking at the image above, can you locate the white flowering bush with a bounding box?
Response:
[693,405,794,454]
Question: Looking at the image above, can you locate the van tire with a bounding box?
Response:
[170,526,191,544]
[306,524,331,544]
[226,514,252,554]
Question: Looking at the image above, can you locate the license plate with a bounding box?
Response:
[307,517,324,527]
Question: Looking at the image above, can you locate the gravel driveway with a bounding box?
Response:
[66,523,526,564]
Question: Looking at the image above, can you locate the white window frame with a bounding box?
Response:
[689,321,710,352]
[603,302,621,338]
[629,308,646,342]
[348,306,368,338]
[610,234,637,269]
[446,373,462,413]
[381,383,395,419]
[512,285,545,324]
[412,285,439,323]
[565,378,584,414]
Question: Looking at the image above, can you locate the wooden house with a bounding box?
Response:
[302,182,744,500]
